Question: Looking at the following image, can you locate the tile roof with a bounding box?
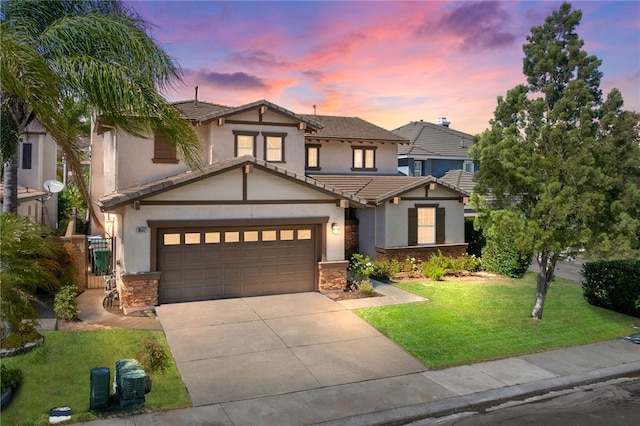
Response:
[98,156,367,210]
[394,121,476,157]
[310,174,469,205]
[303,115,408,144]
[440,170,476,194]
[173,99,323,130]
[0,183,47,203]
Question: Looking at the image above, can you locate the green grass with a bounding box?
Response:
[1,329,190,425]
[356,272,637,369]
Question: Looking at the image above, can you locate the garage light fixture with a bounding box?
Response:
[331,223,340,235]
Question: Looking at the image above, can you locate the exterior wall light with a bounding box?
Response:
[331,223,340,235]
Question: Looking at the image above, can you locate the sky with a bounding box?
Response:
[126,0,640,135]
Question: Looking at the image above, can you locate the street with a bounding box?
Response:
[413,377,640,425]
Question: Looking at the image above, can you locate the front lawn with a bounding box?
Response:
[1,329,190,425]
[356,272,637,369]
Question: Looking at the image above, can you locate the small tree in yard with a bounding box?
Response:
[471,2,640,320]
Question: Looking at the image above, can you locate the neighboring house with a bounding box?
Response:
[0,119,59,227]
[91,100,469,314]
[440,169,476,217]
[394,118,476,178]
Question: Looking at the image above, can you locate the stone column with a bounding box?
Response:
[120,272,160,315]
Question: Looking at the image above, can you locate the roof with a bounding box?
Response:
[310,174,469,205]
[0,183,47,203]
[173,99,323,130]
[394,121,476,157]
[440,169,476,194]
[303,115,408,144]
[98,156,367,210]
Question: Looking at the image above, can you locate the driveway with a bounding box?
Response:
[156,292,426,407]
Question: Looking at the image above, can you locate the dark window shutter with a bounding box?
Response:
[153,134,178,163]
[22,143,32,169]
[408,207,417,246]
[436,207,445,244]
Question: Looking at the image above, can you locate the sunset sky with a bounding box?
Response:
[127,0,640,135]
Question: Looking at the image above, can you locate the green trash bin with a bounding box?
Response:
[93,248,111,275]
[90,367,110,410]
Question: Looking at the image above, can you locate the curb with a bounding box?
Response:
[313,361,640,426]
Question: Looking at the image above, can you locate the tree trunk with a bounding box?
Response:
[2,154,18,213]
[531,251,558,320]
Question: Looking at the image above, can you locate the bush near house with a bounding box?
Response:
[481,238,532,278]
[465,217,485,258]
[582,260,640,318]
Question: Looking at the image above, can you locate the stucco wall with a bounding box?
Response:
[311,141,399,174]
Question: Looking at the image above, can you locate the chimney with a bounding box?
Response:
[437,117,450,127]
[194,86,199,106]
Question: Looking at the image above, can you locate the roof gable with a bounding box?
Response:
[310,174,469,205]
[394,121,475,157]
[98,156,366,210]
[304,115,408,144]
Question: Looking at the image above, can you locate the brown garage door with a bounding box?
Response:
[158,225,317,303]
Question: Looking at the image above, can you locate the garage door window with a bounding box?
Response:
[164,234,181,245]
[280,230,294,240]
[244,231,259,242]
[185,233,201,244]
[262,230,277,241]
[205,232,220,243]
[225,232,240,243]
[298,229,312,240]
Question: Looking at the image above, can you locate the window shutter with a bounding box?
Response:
[408,207,417,246]
[436,207,445,244]
[153,134,178,163]
[22,143,32,169]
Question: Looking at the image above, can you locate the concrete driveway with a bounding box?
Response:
[156,292,426,407]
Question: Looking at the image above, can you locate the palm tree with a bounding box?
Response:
[1,0,201,230]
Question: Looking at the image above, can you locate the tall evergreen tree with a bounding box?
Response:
[0,0,201,228]
[471,2,640,320]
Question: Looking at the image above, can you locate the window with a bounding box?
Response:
[306,145,320,169]
[417,208,435,244]
[408,205,445,245]
[233,131,258,157]
[414,161,422,176]
[153,134,178,164]
[463,161,475,173]
[352,147,376,170]
[163,234,181,245]
[21,143,32,169]
[263,132,286,162]
[185,233,201,244]
[205,232,221,243]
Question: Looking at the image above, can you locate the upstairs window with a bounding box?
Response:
[21,142,32,169]
[352,147,376,170]
[306,145,320,170]
[263,132,286,162]
[233,130,258,157]
[414,161,422,176]
[463,160,474,173]
[153,134,178,164]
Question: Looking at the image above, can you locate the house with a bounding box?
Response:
[0,119,59,227]
[394,118,476,178]
[440,169,476,217]
[91,100,469,314]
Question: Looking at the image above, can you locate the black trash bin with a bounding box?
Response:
[90,367,110,410]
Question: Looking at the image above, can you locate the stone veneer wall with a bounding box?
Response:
[376,243,468,263]
[344,219,359,260]
[318,261,349,292]
[120,272,160,315]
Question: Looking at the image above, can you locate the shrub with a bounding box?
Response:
[403,257,419,273]
[582,260,640,318]
[348,253,375,280]
[137,337,171,375]
[357,279,375,296]
[454,253,482,273]
[465,217,485,257]
[481,239,531,278]
[54,282,78,320]
[421,263,447,281]
[371,259,402,281]
[1,364,23,393]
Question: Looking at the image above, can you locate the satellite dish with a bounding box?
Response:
[43,179,64,194]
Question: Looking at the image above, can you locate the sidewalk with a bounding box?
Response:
[73,282,640,426]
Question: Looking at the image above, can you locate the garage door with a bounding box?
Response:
[158,225,317,303]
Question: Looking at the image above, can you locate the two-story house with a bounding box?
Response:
[394,118,476,178]
[91,100,469,314]
[0,119,59,228]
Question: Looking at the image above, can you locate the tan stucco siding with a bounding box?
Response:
[247,169,335,200]
[145,171,243,201]
[311,141,399,174]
